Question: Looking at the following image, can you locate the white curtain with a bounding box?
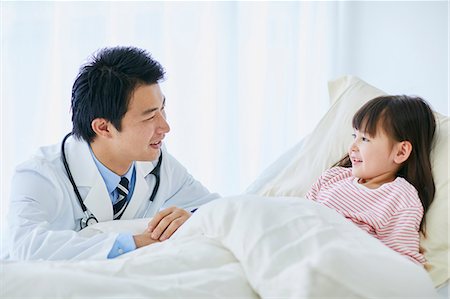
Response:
[1,1,339,222]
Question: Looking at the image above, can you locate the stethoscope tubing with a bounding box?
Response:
[60,132,162,227]
[61,133,89,213]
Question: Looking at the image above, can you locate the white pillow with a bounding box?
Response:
[247,75,449,287]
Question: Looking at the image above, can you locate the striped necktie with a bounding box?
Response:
[113,177,129,220]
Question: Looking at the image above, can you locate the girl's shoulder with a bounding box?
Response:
[388,176,420,197]
[380,177,422,210]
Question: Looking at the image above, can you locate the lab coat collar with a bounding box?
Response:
[65,136,160,222]
[64,136,98,187]
[121,155,161,219]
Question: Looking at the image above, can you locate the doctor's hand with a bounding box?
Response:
[133,231,160,249]
[147,206,191,241]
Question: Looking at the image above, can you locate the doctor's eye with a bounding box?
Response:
[351,133,356,139]
[145,115,156,121]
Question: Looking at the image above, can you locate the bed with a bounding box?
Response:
[1,76,448,298]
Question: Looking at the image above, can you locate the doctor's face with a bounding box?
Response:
[111,83,170,162]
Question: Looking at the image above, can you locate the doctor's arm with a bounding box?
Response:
[159,149,221,212]
[7,162,118,260]
[106,232,160,258]
[144,150,221,241]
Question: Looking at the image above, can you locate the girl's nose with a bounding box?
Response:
[349,140,358,152]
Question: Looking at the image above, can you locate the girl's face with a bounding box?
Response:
[348,126,403,188]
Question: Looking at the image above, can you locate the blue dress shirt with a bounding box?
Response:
[89,148,137,259]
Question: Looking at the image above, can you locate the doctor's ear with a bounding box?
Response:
[393,141,412,164]
[91,118,114,138]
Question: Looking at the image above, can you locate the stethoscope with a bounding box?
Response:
[61,132,162,229]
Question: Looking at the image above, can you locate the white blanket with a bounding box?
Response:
[1,195,438,298]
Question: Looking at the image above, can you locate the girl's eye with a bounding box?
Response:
[362,137,369,142]
[351,133,356,139]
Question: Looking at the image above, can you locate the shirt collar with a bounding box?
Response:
[89,147,135,195]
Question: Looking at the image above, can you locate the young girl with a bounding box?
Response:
[306,95,436,265]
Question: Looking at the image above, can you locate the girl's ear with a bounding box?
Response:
[91,118,113,139]
[394,141,412,164]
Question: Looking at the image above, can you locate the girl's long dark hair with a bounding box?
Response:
[335,95,436,234]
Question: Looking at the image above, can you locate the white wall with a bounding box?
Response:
[334,1,448,115]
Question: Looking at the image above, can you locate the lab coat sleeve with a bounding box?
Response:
[7,159,118,261]
[159,150,221,212]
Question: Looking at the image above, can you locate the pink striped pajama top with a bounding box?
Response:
[306,166,425,264]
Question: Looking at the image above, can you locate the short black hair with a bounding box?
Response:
[71,46,165,142]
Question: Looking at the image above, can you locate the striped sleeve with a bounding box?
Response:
[305,167,350,201]
[376,207,425,264]
[305,173,323,201]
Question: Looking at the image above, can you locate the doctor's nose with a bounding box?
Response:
[157,112,170,134]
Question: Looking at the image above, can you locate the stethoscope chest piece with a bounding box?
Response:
[80,214,99,229]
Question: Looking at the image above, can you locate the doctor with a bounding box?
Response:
[7,46,220,260]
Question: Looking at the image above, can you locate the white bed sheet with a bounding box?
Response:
[1,195,438,298]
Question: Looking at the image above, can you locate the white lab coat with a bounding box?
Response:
[6,136,219,260]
